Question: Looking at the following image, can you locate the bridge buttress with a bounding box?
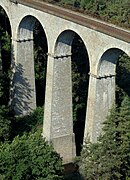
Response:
[43,52,76,164]
[84,72,115,142]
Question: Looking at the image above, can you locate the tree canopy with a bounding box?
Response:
[0,130,63,180]
[80,96,130,179]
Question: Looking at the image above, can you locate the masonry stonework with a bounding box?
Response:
[0,0,130,163]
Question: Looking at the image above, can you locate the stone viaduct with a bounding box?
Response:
[0,0,130,163]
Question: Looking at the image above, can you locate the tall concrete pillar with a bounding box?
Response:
[11,37,36,115]
[43,53,76,164]
[84,49,121,142]
[84,74,115,142]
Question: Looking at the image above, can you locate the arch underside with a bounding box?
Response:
[44,29,90,157]
[12,15,48,115]
[88,48,130,141]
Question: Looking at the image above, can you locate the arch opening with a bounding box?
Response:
[99,48,130,107]
[54,30,90,156]
[72,33,89,155]
[116,52,130,107]
[95,48,130,140]
[98,48,122,78]
[0,6,11,106]
[33,21,48,107]
[13,15,48,115]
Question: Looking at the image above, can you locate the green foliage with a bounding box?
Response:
[80,0,94,11]
[71,35,89,155]
[0,7,11,105]
[116,53,130,106]
[0,72,11,105]
[0,130,63,180]
[0,105,44,144]
[61,0,75,6]
[81,0,130,28]
[64,173,84,180]
[51,0,130,28]
[33,21,48,106]
[1,31,11,52]
[80,97,130,179]
[0,105,14,143]
[14,106,44,136]
[98,0,130,27]
[72,36,89,123]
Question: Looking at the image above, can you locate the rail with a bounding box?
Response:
[11,0,130,43]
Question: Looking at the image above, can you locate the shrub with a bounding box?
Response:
[80,97,130,179]
[0,130,63,180]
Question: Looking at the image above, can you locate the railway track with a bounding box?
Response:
[13,0,130,43]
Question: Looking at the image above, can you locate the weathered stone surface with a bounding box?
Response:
[0,0,130,162]
[52,134,76,164]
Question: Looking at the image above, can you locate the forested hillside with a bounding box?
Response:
[0,1,130,179]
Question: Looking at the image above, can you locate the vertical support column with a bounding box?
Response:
[84,73,115,142]
[43,53,76,164]
[11,38,36,115]
[85,49,121,142]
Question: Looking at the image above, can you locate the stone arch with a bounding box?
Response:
[55,30,90,155]
[96,48,124,118]
[12,15,48,115]
[18,16,36,41]
[89,48,130,141]
[43,29,90,160]
[98,48,125,78]
[54,30,75,56]
[98,48,130,104]
[0,4,12,29]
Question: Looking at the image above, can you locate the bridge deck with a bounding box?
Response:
[14,0,130,43]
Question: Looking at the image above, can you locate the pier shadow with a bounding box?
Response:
[10,63,35,115]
